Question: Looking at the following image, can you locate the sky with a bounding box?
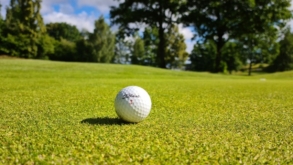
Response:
[1,0,292,53]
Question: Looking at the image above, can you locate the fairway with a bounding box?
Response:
[0,59,293,164]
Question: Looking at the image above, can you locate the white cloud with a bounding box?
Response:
[178,24,195,53]
[59,4,74,14]
[40,1,121,34]
[178,24,193,40]
[41,0,69,14]
[77,0,119,14]
[41,0,97,32]
[185,40,196,53]
[43,11,96,32]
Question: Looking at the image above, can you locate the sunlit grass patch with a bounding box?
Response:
[0,59,293,164]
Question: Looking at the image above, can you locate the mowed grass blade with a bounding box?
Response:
[0,59,293,164]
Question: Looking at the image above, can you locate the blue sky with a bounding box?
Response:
[1,0,293,53]
[1,0,122,32]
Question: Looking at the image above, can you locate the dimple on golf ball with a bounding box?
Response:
[115,86,152,123]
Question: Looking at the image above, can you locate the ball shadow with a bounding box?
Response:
[81,117,133,125]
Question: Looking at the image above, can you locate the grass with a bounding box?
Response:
[0,59,293,164]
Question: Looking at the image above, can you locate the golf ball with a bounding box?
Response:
[115,86,152,123]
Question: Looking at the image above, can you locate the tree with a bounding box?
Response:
[189,40,216,72]
[5,0,46,58]
[142,27,158,66]
[182,0,240,72]
[73,29,95,62]
[88,16,115,63]
[132,36,145,64]
[222,42,243,74]
[113,30,132,64]
[0,3,3,31]
[269,29,293,72]
[110,0,183,68]
[238,30,279,75]
[49,38,76,61]
[75,38,93,62]
[0,3,6,55]
[182,0,292,73]
[37,34,55,59]
[46,22,81,42]
[165,24,188,69]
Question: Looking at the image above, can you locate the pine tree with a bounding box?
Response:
[88,16,115,63]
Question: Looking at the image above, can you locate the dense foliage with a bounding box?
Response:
[110,0,183,68]
[46,22,81,42]
[182,0,292,73]
[0,0,293,73]
[268,29,293,71]
[1,0,46,58]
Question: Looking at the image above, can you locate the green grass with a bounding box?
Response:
[0,59,293,164]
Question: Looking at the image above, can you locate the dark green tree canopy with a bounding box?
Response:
[189,40,216,72]
[269,29,293,72]
[142,27,159,66]
[4,0,46,58]
[88,16,115,63]
[182,0,292,72]
[1,0,293,73]
[110,0,184,68]
[132,36,145,64]
[46,22,81,42]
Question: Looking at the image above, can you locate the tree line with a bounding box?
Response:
[0,0,293,74]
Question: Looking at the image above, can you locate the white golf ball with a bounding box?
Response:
[115,86,152,123]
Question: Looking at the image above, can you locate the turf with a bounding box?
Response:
[0,59,293,164]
